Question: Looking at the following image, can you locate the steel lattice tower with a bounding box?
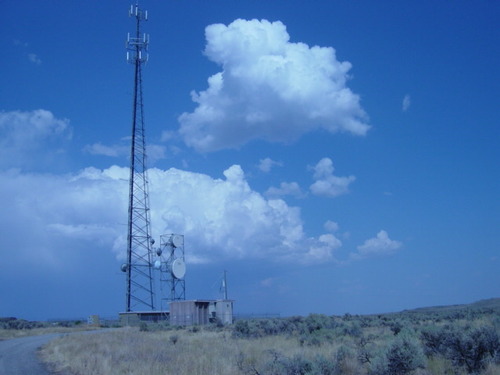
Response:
[158,234,186,311]
[123,3,155,312]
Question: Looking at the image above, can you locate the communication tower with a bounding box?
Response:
[121,3,155,312]
[155,234,186,311]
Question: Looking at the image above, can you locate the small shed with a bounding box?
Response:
[170,299,234,326]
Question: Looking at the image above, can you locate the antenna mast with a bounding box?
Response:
[123,3,155,312]
[223,270,228,300]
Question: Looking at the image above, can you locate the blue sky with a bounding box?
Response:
[1,0,498,321]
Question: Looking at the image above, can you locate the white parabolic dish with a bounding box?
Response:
[171,234,184,248]
[171,258,186,279]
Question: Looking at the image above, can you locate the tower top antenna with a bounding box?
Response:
[126,4,149,64]
[129,3,148,21]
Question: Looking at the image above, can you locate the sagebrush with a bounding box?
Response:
[40,305,500,375]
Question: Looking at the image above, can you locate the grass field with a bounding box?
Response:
[39,300,500,375]
[40,326,363,375]
[0,324,99,341]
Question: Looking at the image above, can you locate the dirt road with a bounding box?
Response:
[0,333,62,375]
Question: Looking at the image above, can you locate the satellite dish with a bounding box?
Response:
[154,260,161,269]
[150,238,155,245]
[120,264,128,272]
[171,234,184,248]
[156,248,162,256]
[171,258,186,279]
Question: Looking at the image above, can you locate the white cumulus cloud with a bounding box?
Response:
[310,157,355,198]
[258,157,282,173]
[265,181,304,199]
[304,233,342,263]
[84,142,166,164]
[84,142,128,157]
[179,19,369,152]
[148,165,334,263]
[352,230,402,260]
[324,220,339,233]
[146,144,167,164]
[0,109,72,170]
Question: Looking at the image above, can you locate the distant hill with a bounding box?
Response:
[400,298,500,315]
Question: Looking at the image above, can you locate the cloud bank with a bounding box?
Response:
[0,164,343,270]
[179,19,370,152]
[0,110,356,270]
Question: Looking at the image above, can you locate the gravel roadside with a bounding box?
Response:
[0,333,63,375]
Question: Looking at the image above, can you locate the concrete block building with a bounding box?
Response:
[169,299,234,326]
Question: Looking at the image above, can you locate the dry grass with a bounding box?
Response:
[39,312,500,375]
[41,328,229,375]
[40,327,348,375]
[483,363,500,375]
[0,325,99,341]
[426,356,466,375]
[38,325,407,375]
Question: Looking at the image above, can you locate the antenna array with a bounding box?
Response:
[157,234,186,310]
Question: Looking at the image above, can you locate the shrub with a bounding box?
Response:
[238,350,337,375]
[190,325,200,333]
[169,334,179,345]
[357,336,376,365]
[1,318,46,330]
[386,335,426,375]
[279,355,313,375]
[335,345,366,375]
[421,325,449,356]
[265,353,312,375]
[304,314,332,333]
[310,355,336,375]
[370,332,426,375]
[444,326,499,373]
[298,328,334,347]
[233,320,251,338]
[389,321,403,336]
[259,319,280,336]
[299,334,322,347]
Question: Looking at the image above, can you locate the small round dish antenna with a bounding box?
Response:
[154,260,161,269]
[171,258,186,279]
[120,264,128,272]
[171,234,183,248]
